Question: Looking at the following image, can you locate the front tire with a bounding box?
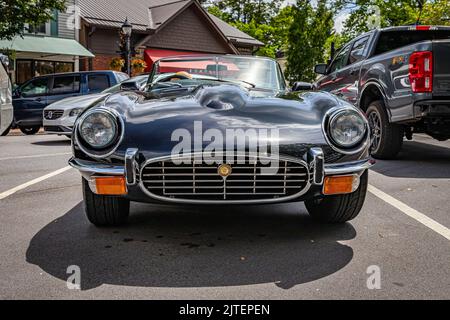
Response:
[305,170,368,223]
[19,126,40,135]
[82,178,130,227]
[366,100,403,159]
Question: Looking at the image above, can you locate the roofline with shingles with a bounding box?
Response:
[79,0,262,49]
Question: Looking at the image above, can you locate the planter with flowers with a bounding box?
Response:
[109,58,125,72]
[131,58,147,75]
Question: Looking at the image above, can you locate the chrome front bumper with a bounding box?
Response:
[69,149,375,187]
[69,158,124,180]
[324,159,375,175]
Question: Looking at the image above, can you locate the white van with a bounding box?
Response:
[0,54,13,136]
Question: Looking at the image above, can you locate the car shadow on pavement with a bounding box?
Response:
[26,202,356,291]
[372,140,450,179]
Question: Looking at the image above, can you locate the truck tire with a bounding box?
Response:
[19,126,40,135]
[305,170,368,223]
[366,100,403,159]
[82,178,130,227]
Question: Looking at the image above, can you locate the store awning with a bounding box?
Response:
[0,35,94,57]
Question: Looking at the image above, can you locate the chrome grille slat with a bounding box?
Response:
[142,179,307,183]
[140,154,310,202]
[147,186,303,190]
[143,173,308,177]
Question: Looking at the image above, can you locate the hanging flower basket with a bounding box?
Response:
[131,58,147,75]
[109,58,125,71]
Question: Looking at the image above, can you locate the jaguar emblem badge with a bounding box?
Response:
[218,164,232,178]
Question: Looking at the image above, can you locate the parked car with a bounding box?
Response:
[13,70,129,135]
[43,75,148,137]
[314,25,450,159]
[0,54,13,136]
[69,55,373,227]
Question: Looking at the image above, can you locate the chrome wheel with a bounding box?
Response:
[368,110,382,153]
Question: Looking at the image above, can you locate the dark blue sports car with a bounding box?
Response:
[69,55,373,227]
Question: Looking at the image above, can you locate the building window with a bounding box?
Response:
[55,62,74,73]
[35,61,54,77]
[15,59,74,85]
[25,22,51,36]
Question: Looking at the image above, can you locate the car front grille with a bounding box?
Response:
[140,154,310,203]
[44,110,64,120]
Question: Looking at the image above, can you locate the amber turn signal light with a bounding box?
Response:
[95,176,127,195]
[323,175,359,195]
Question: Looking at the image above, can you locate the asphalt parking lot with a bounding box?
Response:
[0,132,449,299]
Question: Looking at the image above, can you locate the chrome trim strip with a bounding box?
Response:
[69,158,124,177]
[138,152,312,205]
[324,159,375,175]
[125,148,139,185]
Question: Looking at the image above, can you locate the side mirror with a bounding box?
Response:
[120,81,140,91]
[13,88,21,98]
[314,64,328,75]
[292,81,313,92]
[350,49,364,64]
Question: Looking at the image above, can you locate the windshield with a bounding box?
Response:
[149,55,285,91]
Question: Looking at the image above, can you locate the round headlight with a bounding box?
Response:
[329,110,367,148]
[79,111,118,149]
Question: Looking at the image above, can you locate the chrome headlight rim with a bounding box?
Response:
[323,106,370,155]
[74,107,124,159]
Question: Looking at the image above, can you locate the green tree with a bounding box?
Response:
[206,0,287,58]
[285,0,334,83]
[337,0,450,38]
[0,0,66,40]
[230,5,295,58]
[207,0,283,25]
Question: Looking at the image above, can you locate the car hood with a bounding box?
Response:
[45,93,110,111]
[99,85,365,161]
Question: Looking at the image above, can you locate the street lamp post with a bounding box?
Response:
[121,18,133,76]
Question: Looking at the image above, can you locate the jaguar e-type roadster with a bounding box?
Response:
[69,55,374,227]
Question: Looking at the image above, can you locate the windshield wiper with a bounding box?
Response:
[195,77,256,88]
[236,80,256,88]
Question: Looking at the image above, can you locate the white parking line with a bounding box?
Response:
[368,184,450,241]
[0,166,72,200]
[0,153,71,161]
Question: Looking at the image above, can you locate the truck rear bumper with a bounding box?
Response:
[414,101,450,117]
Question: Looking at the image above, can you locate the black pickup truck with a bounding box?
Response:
[314,26,450,159]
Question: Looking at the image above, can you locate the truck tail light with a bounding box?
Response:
[409,51,433,93]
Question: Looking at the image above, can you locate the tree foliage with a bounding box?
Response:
[207,0,284,25]
[207,0,287,57]
[0,0,67,40]
[206,0,450,84]
[337,0,450,38]
[285,0,334,83]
